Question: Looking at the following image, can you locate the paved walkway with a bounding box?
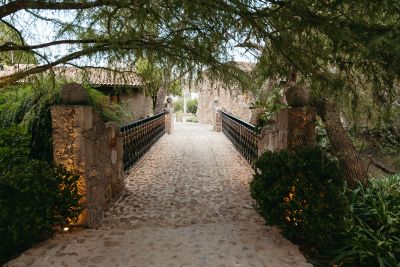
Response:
[7,123,311,267]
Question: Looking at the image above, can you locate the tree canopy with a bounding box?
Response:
[0,22,36,65]
[1,1,398,90]
[0,0,243,87]
[1,0,399,185]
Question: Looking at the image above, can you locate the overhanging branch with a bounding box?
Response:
[0,39,106,52]
[0,44,110,88]
[0,0,124,19]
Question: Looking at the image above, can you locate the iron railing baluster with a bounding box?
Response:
[221,111,259,164]
[120,112,166,171]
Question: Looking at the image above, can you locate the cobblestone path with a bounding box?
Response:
[7,123,311,267]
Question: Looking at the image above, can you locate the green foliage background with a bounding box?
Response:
[187,98,198,114]
[0,80,60,162]
[328,174,400,267]
[0,79,122,263]
[0,23,37,65]
[250,148,348,248]
[0,79,124,163]
[252,148,400,266]
[85,86,124,124]
[0,126,82,264]
[174,98,183,112]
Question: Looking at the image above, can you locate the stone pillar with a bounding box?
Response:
[165,108,174,134]
[51,83,124,228]
[213,107,222,132]
[105,122,124,197]
[258,107,316,156]
[212,99,222,132]
[166,96,173,109]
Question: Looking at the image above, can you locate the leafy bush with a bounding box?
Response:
[187,98,198,114]
[0,82,60,162]
[172,98,197,114]
[0,81,124,164]
[250,147,348,248]
[186,116,198,123]
[331,174,400,267]
[174,98,183,112]
[85,87,124,123]
[0,126,82,264]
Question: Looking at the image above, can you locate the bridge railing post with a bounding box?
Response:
[164,107,174,134]
[164,97,174,134]
[219,106,315,164]
[257,107,316,156]
[213,108,222,132]
[212,98,222,132]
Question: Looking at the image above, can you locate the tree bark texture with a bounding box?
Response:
[155,67,172,114]
[155,85,167,114]
[314,97,368,188]
[0,0,120,19]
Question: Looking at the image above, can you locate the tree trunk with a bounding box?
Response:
[152,95,157,113]
[155,85,167,114]
[155,66,172,113]
[314,97,368,188]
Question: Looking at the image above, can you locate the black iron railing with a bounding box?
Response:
[221,111,259,164]
[120,112,166,171]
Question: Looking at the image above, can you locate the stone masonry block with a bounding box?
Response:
[51,102,125,228]
[257,107,316,156]
[60,83,89,105]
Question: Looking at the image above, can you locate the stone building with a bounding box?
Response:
[55,67,153,122]
[0,64,153,122]
[196,62,256,124]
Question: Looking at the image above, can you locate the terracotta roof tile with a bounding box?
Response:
[0,65,143,87]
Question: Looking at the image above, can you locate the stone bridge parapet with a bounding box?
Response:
[214,104,316,159]
[51,83,124,228]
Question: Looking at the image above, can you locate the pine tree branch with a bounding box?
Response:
[0,43,110,88]
[0,39,106,52]
[0,18,26,46]
[0,0,124,19]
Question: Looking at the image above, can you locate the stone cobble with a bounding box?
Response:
[6,122,311,267]
[100,123,260,229]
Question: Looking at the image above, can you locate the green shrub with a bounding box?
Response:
[172,98,198,114]
[186,116,198,123]
[0,126,82,264]
[0,81,124,164]
[187,98,198,114]
[174,98,183,112]
[331,174,400,267]
[85,87,124,123]
[0,82,60,162]
[250,147,348,248]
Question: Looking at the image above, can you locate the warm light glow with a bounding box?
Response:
[284,185,306,224]
[63,227,69,232]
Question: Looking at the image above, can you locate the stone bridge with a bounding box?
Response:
[7,122,311,267]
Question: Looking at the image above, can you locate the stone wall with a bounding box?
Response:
[257,107,316,155]
[120,91,153,122]
[51,104,124,228]
[213,106,316,156]
[197,78,254,124]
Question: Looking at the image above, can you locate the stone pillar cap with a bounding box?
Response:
[60,83,89,105]
[105,121,119,128]
[164,107,174,113]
